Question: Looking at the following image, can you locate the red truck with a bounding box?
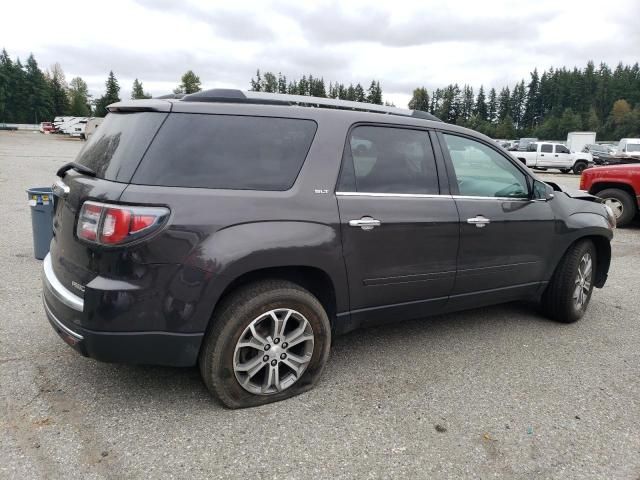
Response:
[581,164,640,227]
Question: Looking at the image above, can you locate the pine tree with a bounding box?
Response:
[474,85,488,121]
[94,71,121,117]
[0,49,14,121]
[460,85,474,122]
[510,81,526,131]
[522,69,540,130]
[277,73,287,94]
[497,86,511,121]
[354,83,366,102]
[487,88,497,124]
[131,78,151,99]
[24,54,53,123]
[250,69,262,91]
[346,84,356,101]
[367,81,382,104]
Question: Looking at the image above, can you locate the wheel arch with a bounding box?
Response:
[589,181,636,198]
[557,234,611,289]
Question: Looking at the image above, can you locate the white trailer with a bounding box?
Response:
[566,132,596,153]
[52,116,75,133]
[83,117,103,140]
[57,117,88,136]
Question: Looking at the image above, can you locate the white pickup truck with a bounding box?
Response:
[512,142,594,174]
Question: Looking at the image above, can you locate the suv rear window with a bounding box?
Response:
[132,114,317,191]
[75,112,168,182]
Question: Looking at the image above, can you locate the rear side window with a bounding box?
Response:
[540,144,552,153]
[132,114,317,191]
[338,126,438,194]
[75,112,167,182]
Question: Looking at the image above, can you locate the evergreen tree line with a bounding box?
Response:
[2,45,639,140]
[0,48,204,122]
[409,61,640,140]
[250,70,384,105]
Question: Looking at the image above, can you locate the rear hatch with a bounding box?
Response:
[50,111,168,294]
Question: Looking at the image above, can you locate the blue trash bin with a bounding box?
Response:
[27,187,55,260]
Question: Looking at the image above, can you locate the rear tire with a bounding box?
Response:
[199,280,331,409]
[596,188,636,227]
[573,161,588,175]
[540,240,596,323]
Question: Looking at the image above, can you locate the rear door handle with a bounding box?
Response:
[349,216,381,230]
[467,215,490,228]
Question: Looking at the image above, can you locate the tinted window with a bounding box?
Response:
[627,143,640,152]
[443,134,529,199]
[338,126,438,194]
[556,145,570,154]
[132,114,317,190]
[75,112,167,182]
[540,144,552,153]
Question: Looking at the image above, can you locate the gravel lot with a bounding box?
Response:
[1,131,639,479]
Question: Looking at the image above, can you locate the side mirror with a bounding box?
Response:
[532,180,554,201]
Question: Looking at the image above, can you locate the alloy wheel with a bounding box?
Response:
[233,308,314,395]
[573,253,593,309]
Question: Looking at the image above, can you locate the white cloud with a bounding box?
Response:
[1,0,638,106]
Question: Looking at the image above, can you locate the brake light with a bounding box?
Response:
[579,173,586,190]
[77,201,169,246]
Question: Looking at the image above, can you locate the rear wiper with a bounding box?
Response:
[56,162,96,178]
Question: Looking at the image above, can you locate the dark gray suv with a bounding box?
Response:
[43,90,615,408]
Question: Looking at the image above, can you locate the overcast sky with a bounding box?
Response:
[3,0,639,107]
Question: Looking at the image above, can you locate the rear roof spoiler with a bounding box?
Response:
[107,99,172,113]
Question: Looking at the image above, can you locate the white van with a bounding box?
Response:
[616,138,640,159]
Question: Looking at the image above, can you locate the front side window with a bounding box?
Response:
[540,144,553,153]
[556,145,570,154]
[442,134,529,199]
[338,126,438,194]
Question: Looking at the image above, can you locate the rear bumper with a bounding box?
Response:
[42,254,203,367]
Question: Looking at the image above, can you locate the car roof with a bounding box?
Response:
[106,89,497,144]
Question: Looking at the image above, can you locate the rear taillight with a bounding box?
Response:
[77,201,169,246]
[579,173,586,190]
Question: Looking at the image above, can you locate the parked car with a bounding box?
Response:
[583,144,618,165]
[581,163,640,226]
[614,138,640,160]
[44,90,614,408]
[39,122,54,133]
[513,142,594,174]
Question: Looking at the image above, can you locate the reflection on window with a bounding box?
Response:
[339,126,438,194]
[443,134,529,199]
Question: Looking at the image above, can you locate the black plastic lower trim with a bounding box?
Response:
[44,299,203,367]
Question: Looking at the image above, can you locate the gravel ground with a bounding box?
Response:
[1,131,639,479]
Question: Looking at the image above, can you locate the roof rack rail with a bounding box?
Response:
[155,93,185,99]
[180,89,441,122]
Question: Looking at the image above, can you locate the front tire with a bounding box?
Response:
[199,280,331,408]
[597,188,636,227]
[541,240,596,323]
[573,161,588,175]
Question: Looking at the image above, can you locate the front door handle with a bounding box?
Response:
[467,215,490,228]
[349,216,381,230]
